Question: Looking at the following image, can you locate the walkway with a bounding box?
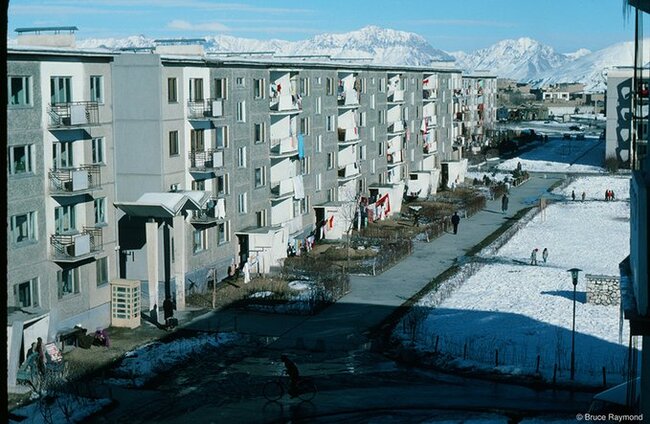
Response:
[187,173,566,351]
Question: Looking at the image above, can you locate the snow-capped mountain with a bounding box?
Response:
[72,26,641,91]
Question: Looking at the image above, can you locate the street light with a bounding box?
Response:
[567,267,582,380]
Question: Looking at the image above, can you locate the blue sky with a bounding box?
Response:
[8,0,636,53]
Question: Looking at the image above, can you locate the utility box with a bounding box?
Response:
[110,279,141,328]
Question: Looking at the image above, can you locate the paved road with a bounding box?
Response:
[92,173,597,423]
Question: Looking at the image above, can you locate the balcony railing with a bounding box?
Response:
[270,94,302,112]
[50,227,103,262]
[387,149,404,165]
[338,162,360,180]
[191,198,226,225]
[387,89,405,103]
[49,165,101,195]
[423,142,438,154]
[388,120,405,134]
[187,98,224,119]
[423,89,438,101]
[270,136,298,156]
[337,90,360,107]
[338,127,360,143]
[48,101,100,128]
[270,178,294,198]
[189,149,224,170]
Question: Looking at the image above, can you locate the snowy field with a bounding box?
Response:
[397,182,632,385]
[9,395,111,424]
[497,137,605,174]
[553,175,631,201]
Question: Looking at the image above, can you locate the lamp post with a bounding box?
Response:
[567,268,582,380]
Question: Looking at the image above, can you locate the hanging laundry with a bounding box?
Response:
[292,175,305,199]
[328,215,334,229]
[298,133,305,158]
[215,198,226,219]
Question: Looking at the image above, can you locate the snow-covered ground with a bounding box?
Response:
[108,332,238,387]
[553,175,631,201]
[396,182,632,385]
[497,137,605,174]
[9,395,111,424]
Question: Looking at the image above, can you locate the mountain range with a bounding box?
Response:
[71,26,643,92]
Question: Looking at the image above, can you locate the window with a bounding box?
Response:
[254,167,266,187]
[256,210,268,227]
[193,229,209,253]
[254,123,266,144]
[370,94,376,110]
[371,127,376,141]
[316,97,322,114]
[58,267,80,299]
[316,173,322,191]
[8,76,31,106]
[300,157,311,175]
[237,101,246,122]
[379,141,385,157]
[316,77,322,84]
[191,179,205,191]
[327,152,334,169]
[96,257,109,287]
[378,110,385,124]
[15,278,39,307]
[254,79,264,99]
[238,192,248,214]
[90,75,104,103]
[217,174,229,195]
[326,77,335,95]
[293,197,309,217]
[317,135,323,153]
[94,197,107,225]
[217,221,230,244]
[411,92,415,105]
[402,107,409,121]
[300,117,310,135]
[190,129,205,151]
[236,77,245,87]
[169,131,179,156]
[215,126,229,149]
[379,78,386,93]
[327,188,335,202]
[189,78,204,102]
[10,211,37,244]
[326,115,335,132]
[359,112,367,127]
[50,76,72,104]
[52,142,73,169]
[167,77,178,103]
[371,159,376,174]
[8,144,33,174]
[91,138,105,164]
[54,205,76,234]
[215,78,228,100]
[300,77,310,96]
[237,146,247,168]
[359,145,367,160]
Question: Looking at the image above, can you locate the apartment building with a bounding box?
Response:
[7,31,468,389]
[455,73,498,150]
[7,28,118,388]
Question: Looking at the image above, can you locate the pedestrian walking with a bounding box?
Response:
[530,248,538,266]
[35,337,45,374]
[605,189,610,201]
[451,212,461,235]
[571,190,576,201]
[542,248,548,263]
[581,192,586,202]
[242,260,251,284]
[501,193,509,213]
[611,190,615,200]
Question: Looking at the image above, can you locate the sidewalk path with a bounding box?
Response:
[188,174,566,352]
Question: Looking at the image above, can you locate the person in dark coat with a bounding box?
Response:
[281,354,300,397]
[451,212,461,234]
[542,248,549,264]
[571,190,576,201]
[501,194,509,213]
[163,296,175,328]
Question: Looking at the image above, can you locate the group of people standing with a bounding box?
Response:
[604,189,616,201]
[530,248,549,265]
[570,190,586,202]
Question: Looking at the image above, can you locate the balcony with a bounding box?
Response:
[423,89,438,101]
[388,120,405,135]
[423,141,438,155]
[270,178,294,200]
[189,149,224,171]
[50,227,103,262]
[48,101,99,128]
[270,94,302,114]
[187,98,224,120]
[191,198,226,225]
[49,165,101,195]
[338,162,360,181]
[338,127,360,145]
[270,136,299,158]
[337,90,360,108]
[387,89,404,103]
[387,149,404,166]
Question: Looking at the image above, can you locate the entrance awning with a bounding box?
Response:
[115,191,211,218]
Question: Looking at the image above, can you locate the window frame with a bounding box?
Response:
[15,277,39,308]
[10,211,38,244]
[169,130,180,157]
[238,192,248,214]
[167,77,178,103]
[90,75,104,103]
[254,166,266,188]
[96,257,109,287]
[8,75,32,107]
[94,197,107,225]
[91,137,105,165]
[57,267,80,299]
[8,144,34,175]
